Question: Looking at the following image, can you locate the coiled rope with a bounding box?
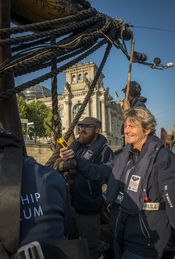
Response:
[0,4,132,168]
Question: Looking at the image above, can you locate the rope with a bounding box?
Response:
[12,37,50,52]
[0,8,97,35]
[14,45,94,78]
[72,0,91,9]
[0,16,100,46]
[0,22,101,75]
[0,40,106,99]
[65,45,112,140]
[0,34,99,78]
[0,15,112,78]
[45,43,112,168]
[0,4,133,169]
[50,35,62,141]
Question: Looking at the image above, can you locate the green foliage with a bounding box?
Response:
[17,95,28,118]
[28,101,53,138]
[17,97,52,139]
[17,95,28,135]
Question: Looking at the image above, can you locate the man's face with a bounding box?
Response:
[78,124,99,145]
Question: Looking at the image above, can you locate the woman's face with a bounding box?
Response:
[124,118,151,150]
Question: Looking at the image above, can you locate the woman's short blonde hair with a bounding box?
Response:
[123,107,157,135]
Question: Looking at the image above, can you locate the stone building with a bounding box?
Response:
[26,62,123,150]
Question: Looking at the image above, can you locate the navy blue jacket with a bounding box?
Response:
[107,136,175,258]
[0,128,70,250]
[71,135,114,215]
[20,156,70,246]
[130,95,147,108]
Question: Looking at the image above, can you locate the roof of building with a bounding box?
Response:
[22,85,51,100]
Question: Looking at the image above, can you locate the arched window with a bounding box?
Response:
[84,72,89,79]
[73,103,82,134]
[59,109,63,117]
[71,74,76,83]
[73,103,87,120]
[78,73,83,81]
[73,103,82,118]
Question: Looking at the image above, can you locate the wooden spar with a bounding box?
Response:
[125,38,135,101]
[11,0,86,24]
[0,0,23,139]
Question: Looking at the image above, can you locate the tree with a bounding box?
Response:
[17,95,28,118]
[17,95,28,136]
[17,97,52,140]
[27,100,52,139]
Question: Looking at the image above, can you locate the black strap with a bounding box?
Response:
[15,239,90,259]
[45,239,90,259]
[71,134,107,162]
[0,243,10,259]
[0,146,23,255]
[85,135,107,162]
[147,146,164,206]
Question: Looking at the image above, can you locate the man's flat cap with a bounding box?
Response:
[78,117,102,128]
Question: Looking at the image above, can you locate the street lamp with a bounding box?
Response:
[166,62,174,68]
[27,122,35,141]
[152,58,174,70]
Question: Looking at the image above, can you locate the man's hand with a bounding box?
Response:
[122,99,131,111]
[60,147,75,161]
[59,147,77,172]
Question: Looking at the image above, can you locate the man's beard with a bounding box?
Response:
[78,131,96,145]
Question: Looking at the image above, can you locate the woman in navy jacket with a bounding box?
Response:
[107,107,175,259]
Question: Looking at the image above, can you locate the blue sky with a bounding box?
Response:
[16,0,175,136]
[89,0,175,137]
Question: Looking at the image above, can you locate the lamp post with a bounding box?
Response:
[27,122,35,142]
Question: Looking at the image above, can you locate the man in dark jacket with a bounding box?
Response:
[122,81,147,111]
[107,107,175,259]
[0,127,70,258]
[59,117,114,259]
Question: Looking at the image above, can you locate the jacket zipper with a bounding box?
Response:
[114,209,122,239]
[139,213,151,246]
[87,180,93,195]
[124,166,134,185]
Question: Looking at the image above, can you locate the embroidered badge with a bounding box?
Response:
[83,150,93,160]
[143,202,160,211]
[128,175,141,192]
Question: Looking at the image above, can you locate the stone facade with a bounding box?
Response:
[33,62,123,150]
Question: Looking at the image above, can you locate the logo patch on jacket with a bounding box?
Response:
[20,192,44,221]
[83,150,93,160]
[128,175,141,192]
